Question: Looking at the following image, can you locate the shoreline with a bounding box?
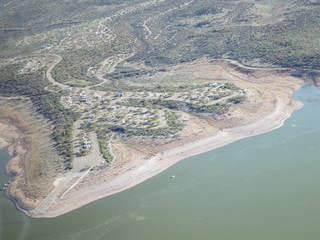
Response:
[33,87,303,218]
[0,121,32,216]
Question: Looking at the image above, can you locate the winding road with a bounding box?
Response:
[44,54,69,90]
[94,53,135,87]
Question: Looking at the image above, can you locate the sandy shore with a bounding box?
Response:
[38,82,303,218]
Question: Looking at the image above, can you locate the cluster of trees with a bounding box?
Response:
[118,98,230,116]
[0,63,79,168]
[125,127,178,137]
[124,110,183,137]
[96,128,114,163]
[94,82,212,93]
[165,110,184,129]
[227,96,246,104]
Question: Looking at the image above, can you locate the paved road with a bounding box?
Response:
[72,121,105,171]
[32,171,82,216]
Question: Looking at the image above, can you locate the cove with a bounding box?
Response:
[1,83,320,240]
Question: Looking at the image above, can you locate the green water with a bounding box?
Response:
[1,83,320,240]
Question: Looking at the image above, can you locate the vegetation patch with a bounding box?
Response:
[96,128,114,163]
[118,98,230,116]
[124,110,184,137]
[0,63,79,168]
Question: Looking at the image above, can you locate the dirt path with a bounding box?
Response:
[142,18,153,39]
[44,54,69,90]
[157,110,166,128]
[93,53,135,87]
[141,0,194,41]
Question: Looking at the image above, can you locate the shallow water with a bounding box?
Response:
[1,83,320,240]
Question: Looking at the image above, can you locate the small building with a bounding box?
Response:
[190,95,198,100]
[83,143,91,149]
[209,83,218,87]
[116,92,124,97]
[66,87,73,92]
[83,139,91,149]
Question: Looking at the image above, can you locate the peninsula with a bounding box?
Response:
[0,0,319,218]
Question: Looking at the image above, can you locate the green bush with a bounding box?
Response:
[96,128,114,163]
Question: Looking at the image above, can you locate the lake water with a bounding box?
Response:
[1,83,320,240]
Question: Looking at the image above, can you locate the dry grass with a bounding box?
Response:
[0,100,60,201]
